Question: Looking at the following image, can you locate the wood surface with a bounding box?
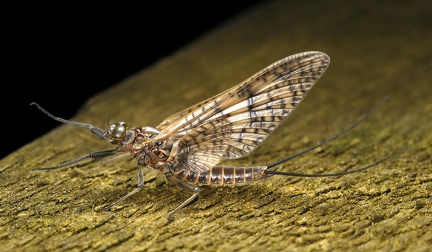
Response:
[1,0,431,251]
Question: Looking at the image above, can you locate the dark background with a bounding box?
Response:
[3,1,265,159]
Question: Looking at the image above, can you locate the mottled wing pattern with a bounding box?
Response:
[159,51,330,172]
[172,119,233,172]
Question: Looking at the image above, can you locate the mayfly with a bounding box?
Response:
[31,51,399,221]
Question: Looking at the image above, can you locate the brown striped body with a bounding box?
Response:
[173,166,268,185]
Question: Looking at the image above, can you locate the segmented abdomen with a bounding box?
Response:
[174,166,268,185]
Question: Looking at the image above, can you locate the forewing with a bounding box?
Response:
[160,51,330,171]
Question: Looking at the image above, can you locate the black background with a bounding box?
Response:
[3,1,265,159]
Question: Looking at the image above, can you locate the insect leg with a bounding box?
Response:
[103,165,145,210]
[34,149,118,170]
[167,176,200,221]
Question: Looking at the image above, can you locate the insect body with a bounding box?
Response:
[31,51,395,221]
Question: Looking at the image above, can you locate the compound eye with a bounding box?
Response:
[109,122,127,140]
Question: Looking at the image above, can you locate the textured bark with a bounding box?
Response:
[1,0,431,251]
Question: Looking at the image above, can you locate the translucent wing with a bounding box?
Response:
[158,51,330,172]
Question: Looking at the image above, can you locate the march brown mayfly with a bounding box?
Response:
[31,51,402,221]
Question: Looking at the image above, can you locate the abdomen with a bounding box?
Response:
[174,166,268,185]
